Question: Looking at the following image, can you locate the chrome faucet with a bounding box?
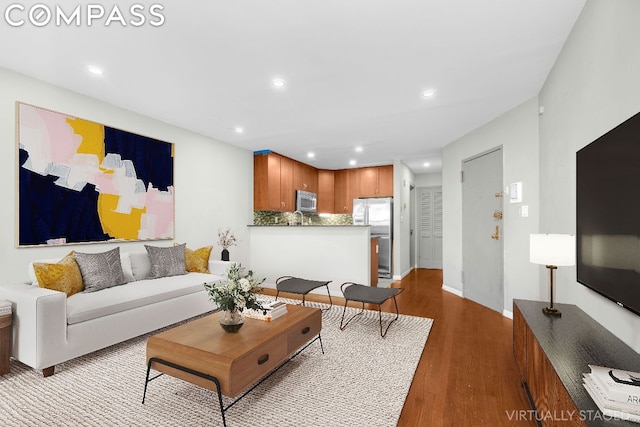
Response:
[293,210,304,226]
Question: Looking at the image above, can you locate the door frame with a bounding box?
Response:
[461,146,504,313]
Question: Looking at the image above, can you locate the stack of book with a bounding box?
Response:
[583,364,640,423]
[243,300,288,322]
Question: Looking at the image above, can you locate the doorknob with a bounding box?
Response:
[491,225,500,240]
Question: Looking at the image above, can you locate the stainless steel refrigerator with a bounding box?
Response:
[352,197,393,278]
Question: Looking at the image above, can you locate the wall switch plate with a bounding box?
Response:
[521,205,529,217]
[510,182,523,203]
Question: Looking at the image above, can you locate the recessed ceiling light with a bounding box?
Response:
[423,162,431,167]
[349,160,356,166]
[422,89,436,98]
[355,146,363,153]
[87,65,103,76]
[307,152,315,159]
[272,78,286,88]
[234,127,244,134]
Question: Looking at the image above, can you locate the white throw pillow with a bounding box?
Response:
[129,252,152,281]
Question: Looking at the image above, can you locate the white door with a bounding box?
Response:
[462,148,504,313]
[418,186,443,269]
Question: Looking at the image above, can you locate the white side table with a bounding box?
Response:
[209,260,234,276]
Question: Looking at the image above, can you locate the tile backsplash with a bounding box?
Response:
[253,211,353,226]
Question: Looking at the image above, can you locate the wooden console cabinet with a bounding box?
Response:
[0,312,11,375]
[513,299,640,426]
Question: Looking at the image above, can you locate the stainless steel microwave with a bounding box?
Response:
[295,190,317,213]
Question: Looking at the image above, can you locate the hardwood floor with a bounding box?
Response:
[264,268,535,426]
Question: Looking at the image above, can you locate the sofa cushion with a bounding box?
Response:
[32,253,84,297]
[145,244,187,278]
[28,257,66,286]
[29,252,133,286]
[120,252,135,283]
[129,252,151,280]
[66,272,219,325]
[74,248,126,293]
[182,245,212,273]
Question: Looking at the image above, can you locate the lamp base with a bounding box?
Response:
[542,306,562,317]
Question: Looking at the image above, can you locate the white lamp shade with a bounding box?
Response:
[530,234,576,266]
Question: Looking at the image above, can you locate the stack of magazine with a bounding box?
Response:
[243,300,288,322]
[583,364,640,423]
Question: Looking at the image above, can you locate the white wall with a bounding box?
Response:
[0,68,254,284]
[538,0,640,352]
[413,172,442,188]
[442,97,541,313]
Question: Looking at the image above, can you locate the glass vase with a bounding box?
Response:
[219,309,244,333]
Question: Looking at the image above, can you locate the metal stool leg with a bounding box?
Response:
[378,295,400,338]
[339,301,365,331]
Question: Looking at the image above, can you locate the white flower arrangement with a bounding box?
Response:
[203,263,265,312]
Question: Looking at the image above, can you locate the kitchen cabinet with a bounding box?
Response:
[293,161,318,193]
[334,169,358,213]
[254,152,393,213]
[377,165,394,196]
[254,152,294,211]
[357,165,393,197]
[317,170,335,213]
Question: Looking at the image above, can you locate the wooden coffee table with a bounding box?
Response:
[142,304,322,426]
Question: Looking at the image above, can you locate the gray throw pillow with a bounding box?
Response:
[74,247,127,293]
[145,244,187,279]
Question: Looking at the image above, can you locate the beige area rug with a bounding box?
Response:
[0,300,433,427]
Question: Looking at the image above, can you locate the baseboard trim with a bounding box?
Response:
[442,284,463,298]
[502,309,513,319]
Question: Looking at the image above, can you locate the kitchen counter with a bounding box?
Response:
[248,224,368,227]
[248,225,373,295]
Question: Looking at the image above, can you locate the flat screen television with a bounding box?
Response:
[576,111,640,317]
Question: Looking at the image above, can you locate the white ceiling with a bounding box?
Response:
[0,0,586,173]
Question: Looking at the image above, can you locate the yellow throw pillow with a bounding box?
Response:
[33,253,84,297]
[175,244,212,273]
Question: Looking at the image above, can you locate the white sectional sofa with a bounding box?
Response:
[0,248,226,376]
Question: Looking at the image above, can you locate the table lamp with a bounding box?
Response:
[530,234,575,317]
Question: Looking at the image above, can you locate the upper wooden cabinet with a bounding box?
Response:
[357,165,393,197]
[255,152,393,213]
[334,169,358,213]
[376,165,394,196]
[317,170,335,214]
[254,152,294,211]
[293,162,318,193]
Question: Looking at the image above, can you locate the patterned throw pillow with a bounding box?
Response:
[74,247,127,293]
[33,253,84,297]
[145,244,187,278]
[175,244,212,273]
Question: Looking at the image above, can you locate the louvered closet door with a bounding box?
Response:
[418,186,443,269]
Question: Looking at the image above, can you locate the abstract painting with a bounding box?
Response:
[17,102,175,246]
